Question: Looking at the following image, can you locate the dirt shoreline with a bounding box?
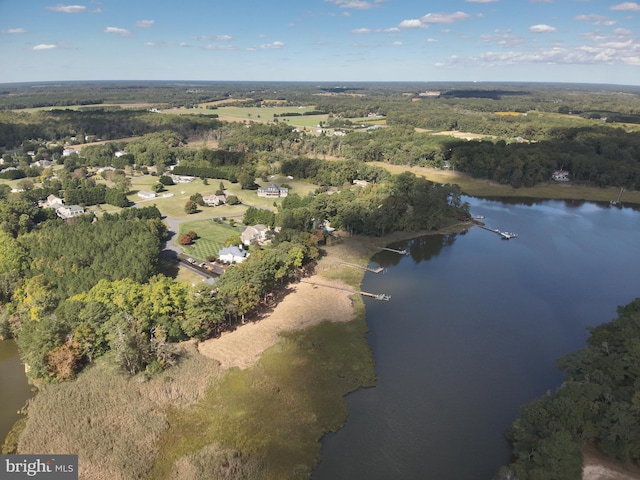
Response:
[197,274,357,370]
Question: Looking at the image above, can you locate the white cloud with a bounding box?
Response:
[398,19,426,29]
[575,14,615,26]
[352,28,371,33]
[3,28,28,34]
[441,32,640,68]
[610,2,640,11]
[383,27,400,32]
[204,44,237,50]
[529,24,557,33]
[325,0,374,9]
[135,20,154,28]
[427,38,439,43]
[420,12,470,24]
[33,44,57,50]
[196,35,232,42]
[391,41,403,46]
[613,28,633,35]
[481,29,523,47]
[47,4,87,13]
[247,41,285,51]
[104,26,131,36]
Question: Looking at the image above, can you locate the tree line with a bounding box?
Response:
[496,298,640,480]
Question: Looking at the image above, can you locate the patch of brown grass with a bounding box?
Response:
[18,344,220,480]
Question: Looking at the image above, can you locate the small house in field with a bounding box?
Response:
[203,194,226,206]
[170,174,196,183]
[552,170,570,182]
[218,246,249,264]
[137,190,157,200]
[241,224,269,246]
[257,183,288,198]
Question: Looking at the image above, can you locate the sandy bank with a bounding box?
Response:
[197,274,356,369]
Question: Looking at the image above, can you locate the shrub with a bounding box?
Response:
[179,235,193,245]
[159,175,175,186]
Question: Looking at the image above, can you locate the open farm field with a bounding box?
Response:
[178,220,240,261]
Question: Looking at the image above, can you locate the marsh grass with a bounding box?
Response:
[148,318,375,480]
[18,344,220,480]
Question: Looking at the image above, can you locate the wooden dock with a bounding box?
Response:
[301,280,391,301]
[380,247,409,255]
[339,261,384,274]
[611,187,624,205]
[478,225,518,240]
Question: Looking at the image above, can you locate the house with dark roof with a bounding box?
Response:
[257,183,288,198]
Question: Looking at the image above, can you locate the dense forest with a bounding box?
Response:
[496,298,640,480]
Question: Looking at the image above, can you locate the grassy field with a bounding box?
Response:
[372,162,640,205]
[163,105,329,128]
[127,174,317,219]
[178,220,240,261]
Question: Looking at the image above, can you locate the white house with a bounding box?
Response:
[62,148,76,157]
[257,183,288,198]
[170,174,196,183]
[552,170,570,182]
[353,179,369,187]
[137,191,157,200]
[56,205,84,219]
[241,224,269,246]
[218,246,249,264]
[202,194,226,206]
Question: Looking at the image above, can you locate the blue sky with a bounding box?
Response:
[1,0,639,85]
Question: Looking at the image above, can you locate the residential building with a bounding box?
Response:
[56,205,84,219]
[552,170,570,182]
[137,191,157,200]
[257,183,288,198]
[170,174,196,183]
[202,194,226,206]
[218,246,249,264]
[241,224,269,246]
[42,194,64,209]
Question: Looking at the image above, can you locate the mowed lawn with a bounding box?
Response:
[178,220,241,261]
[127,173,319,218]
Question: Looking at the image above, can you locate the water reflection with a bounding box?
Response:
[315,197,640,480]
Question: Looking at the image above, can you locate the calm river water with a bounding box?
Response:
[314,197,640,480]
[0,340,32,445]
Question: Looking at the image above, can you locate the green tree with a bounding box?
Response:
[185,200,198,214]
